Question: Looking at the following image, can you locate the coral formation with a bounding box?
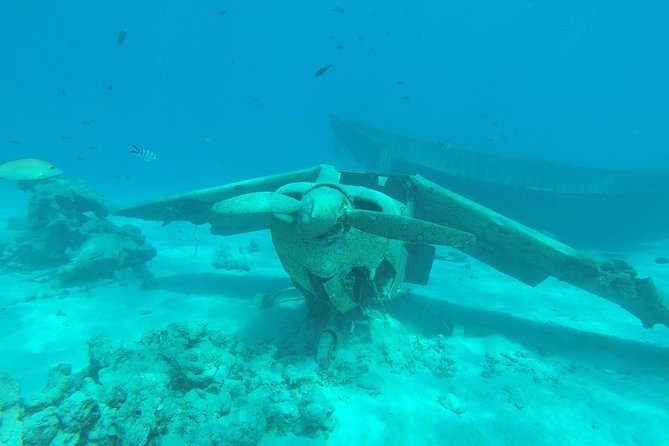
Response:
[0,372,21,446]
[16,322,337,445]
[1,178,155,284]
[211,239,260,272]
[10,319,459,445]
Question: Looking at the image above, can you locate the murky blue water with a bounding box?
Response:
[2,1,669,199]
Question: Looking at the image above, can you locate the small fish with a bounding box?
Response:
[0,158,63,180]
[438,140,453,150]
[655,257,669,265]
[117,29,128,45]
[314,64,332,77]
[331,6,345,13]
[130,144,158,161]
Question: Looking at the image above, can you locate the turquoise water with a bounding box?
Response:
[2,1,669,198]
[2,1,669,445]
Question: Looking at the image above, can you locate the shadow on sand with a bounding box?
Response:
[147,272,293,299]
[392,293,669,371]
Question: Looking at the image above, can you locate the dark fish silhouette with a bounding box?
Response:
[118,29,127,45]
[314,64,332,77]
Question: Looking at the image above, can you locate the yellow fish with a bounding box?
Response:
[0,158,63,180]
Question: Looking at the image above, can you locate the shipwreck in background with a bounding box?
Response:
[330,115,669,248]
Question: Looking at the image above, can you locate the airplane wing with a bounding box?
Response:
[114,165,669,328]
[333,168,669,328]
[407,174,669,329]
[113,166,326,235]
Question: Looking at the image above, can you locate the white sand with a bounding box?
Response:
[1,185,668,445]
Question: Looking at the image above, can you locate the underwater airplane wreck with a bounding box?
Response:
[114,164,669,331]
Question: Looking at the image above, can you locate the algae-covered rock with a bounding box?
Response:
[23,363,82,413]
[109,375,168,446]
[8,179,108,267]
[212,242,251,272]
[18,177,108,220]
[0,371,20,409]
[437,391,467,415]
[0,372,21,446]
[2,178,155,284]
[215,404,268,446]
[87,334,129,380]
[267,401,300,435]
[292,386,335,438]
[13,322,341,445]
[21,406,59,446]
[412,334,458,378]
[58,229,156,285]
[55,390,100,434]
[157,322,222,389]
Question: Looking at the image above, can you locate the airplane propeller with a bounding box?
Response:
[211,188,475,248]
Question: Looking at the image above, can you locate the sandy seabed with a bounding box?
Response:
[1,185,668,446]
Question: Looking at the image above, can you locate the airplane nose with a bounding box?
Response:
[298,187,348,240]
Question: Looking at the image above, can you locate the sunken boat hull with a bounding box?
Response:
[331,116,669,248]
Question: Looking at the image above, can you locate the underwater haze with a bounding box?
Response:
[2,1,669,446]
[2,0,669,199]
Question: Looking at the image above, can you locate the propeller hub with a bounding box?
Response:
[298,186,349,239]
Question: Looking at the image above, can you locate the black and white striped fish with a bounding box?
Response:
[130,144,158,161]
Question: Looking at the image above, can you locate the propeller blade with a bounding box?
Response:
[212,192,300,216]
[346,209,476,247]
